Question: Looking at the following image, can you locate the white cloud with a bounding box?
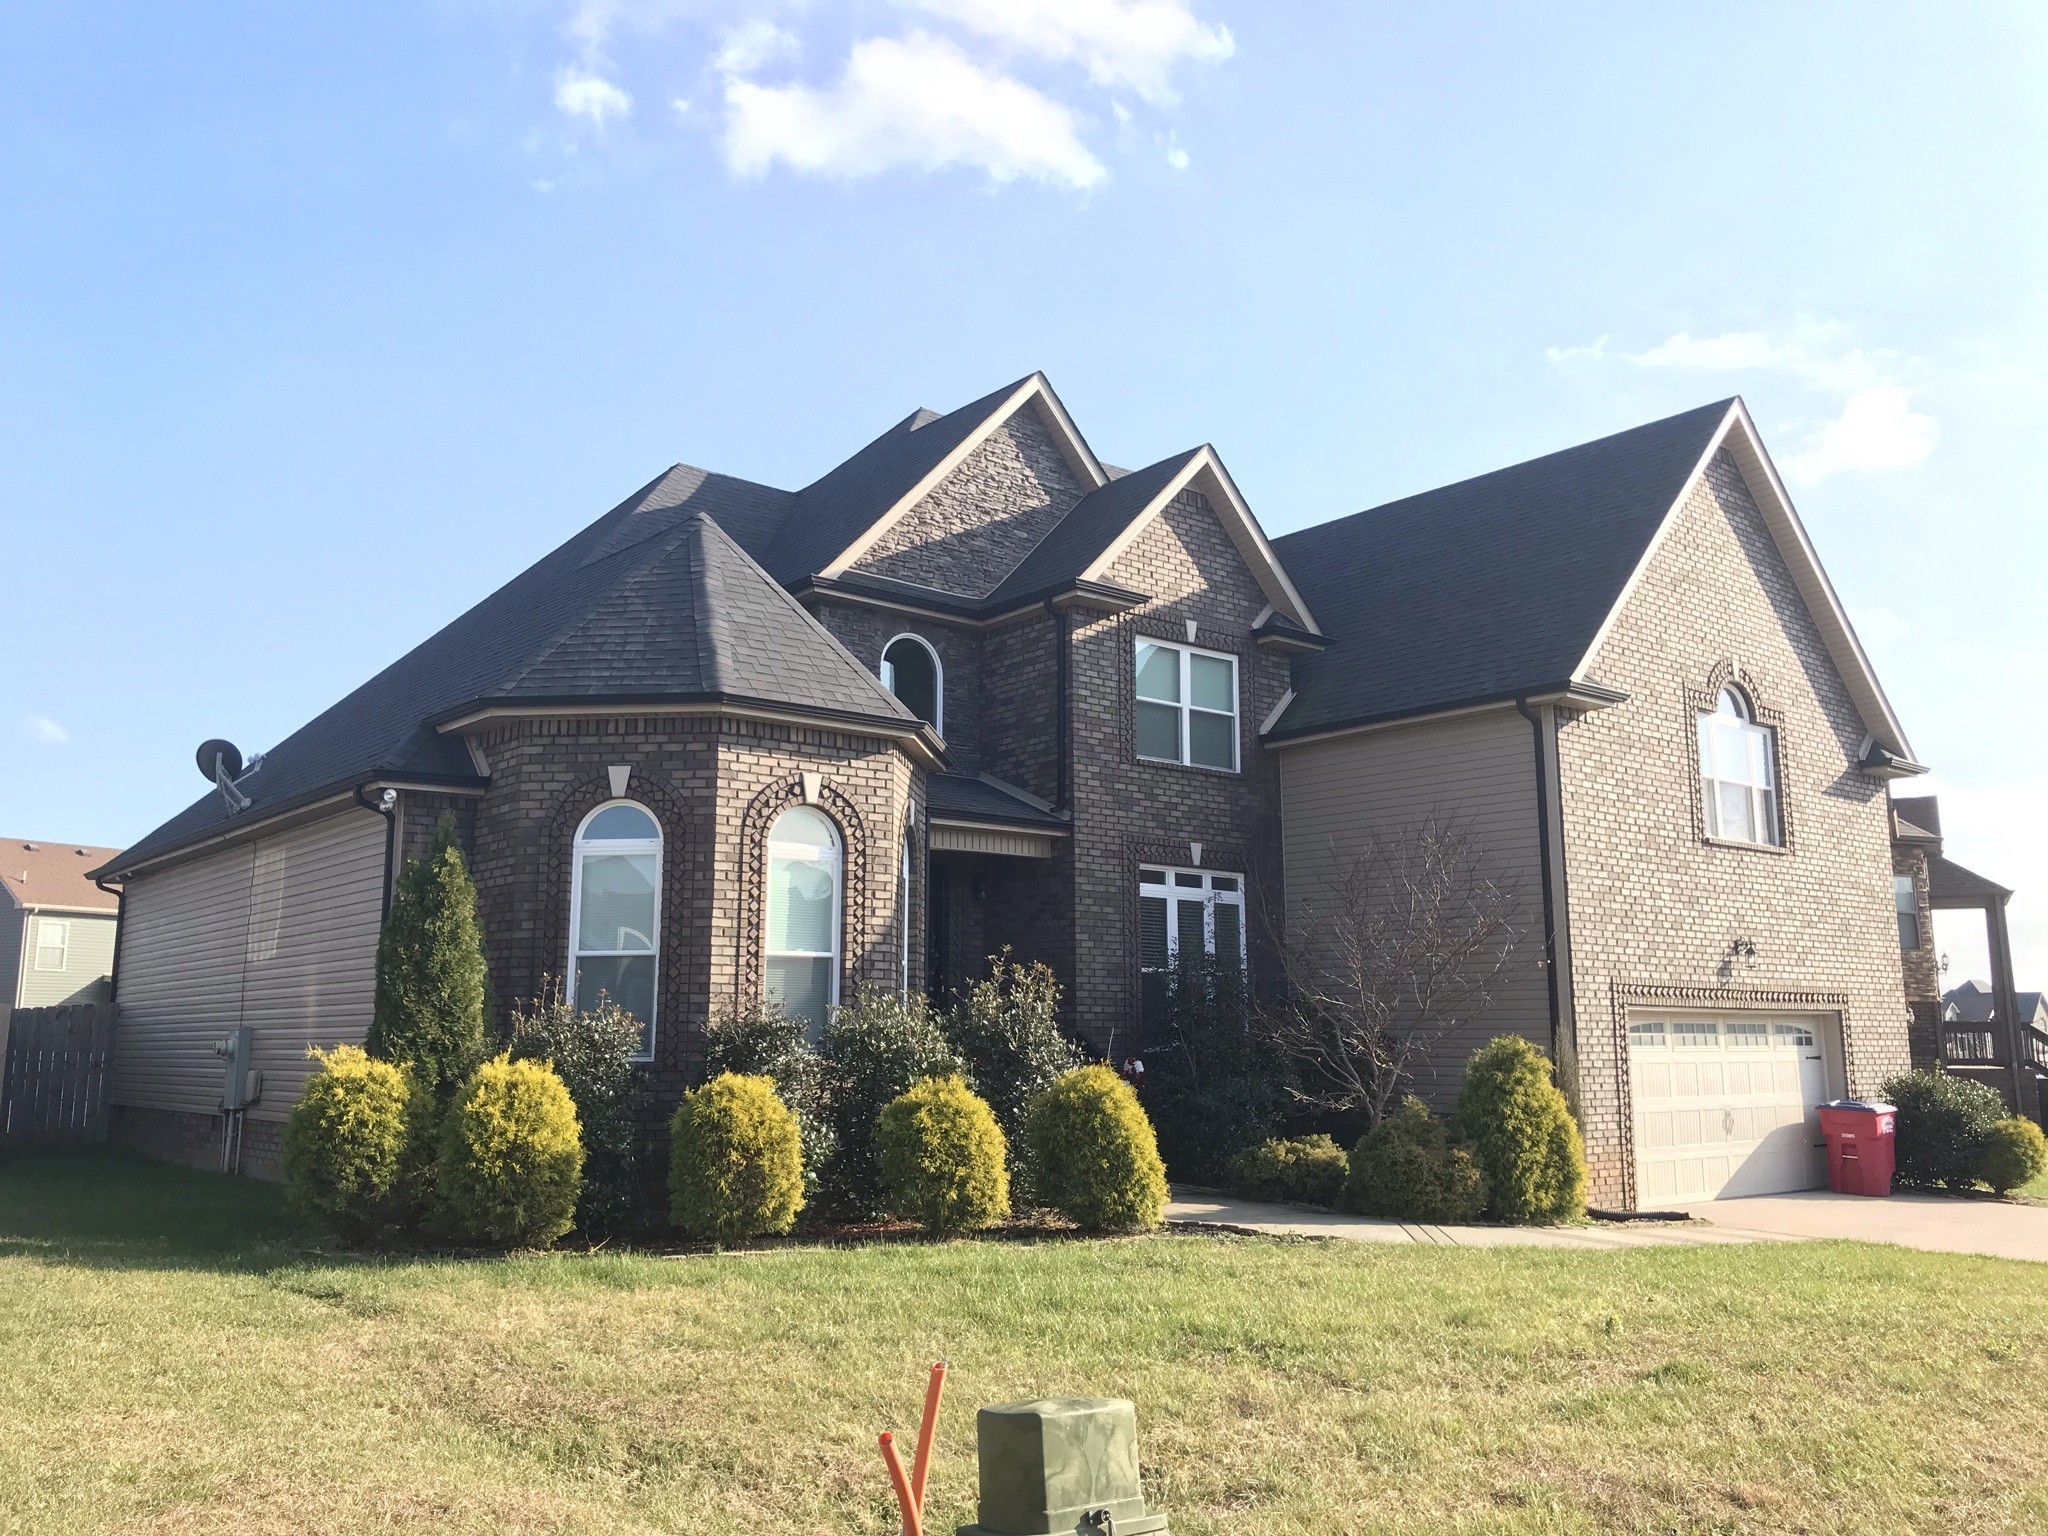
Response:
[1780,386,1939,484]
[910,0,1234,104]
[1632,331,1801,373]
[555,69,634,126]
[714,18,799,77]
[1160,129,1188,169]
[22,715,68,744]
[723,32,1108,189]
[1545,335,1608,363]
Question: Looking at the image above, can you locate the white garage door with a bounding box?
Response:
[1629,1014,1831,1205]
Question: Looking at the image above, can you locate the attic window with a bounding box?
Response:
[1698,687,1781,847]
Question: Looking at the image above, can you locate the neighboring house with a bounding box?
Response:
[1887,795,2038,1115]
[95,376,1926,1207]
[1,840,121,1031]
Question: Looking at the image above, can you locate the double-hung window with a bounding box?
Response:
[33,918,68,972]
[1135,639,1238,771]
[1697,688,1781,846]
[569,801,661,1059]
[1895,875,1921,951]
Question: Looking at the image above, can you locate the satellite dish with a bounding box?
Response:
[196,739,243,782]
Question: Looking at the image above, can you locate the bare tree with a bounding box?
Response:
[1259,816,1529,1129]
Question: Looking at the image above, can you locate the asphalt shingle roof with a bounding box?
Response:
[3,840,123,911]
[1268,400,1735,739]
[926,773,1068,830]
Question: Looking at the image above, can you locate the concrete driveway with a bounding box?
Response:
[1677,1190,2048,1263]
[1165,1191,1778,1250]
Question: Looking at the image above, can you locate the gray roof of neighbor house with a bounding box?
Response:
[102,507,930,878]
[1267,400,1736,739]
[2,840,123,911]
[1944,982,2047,1024]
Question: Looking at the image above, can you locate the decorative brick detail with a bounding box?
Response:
[1556,450,1909,1207]
[1681,659,1796,853]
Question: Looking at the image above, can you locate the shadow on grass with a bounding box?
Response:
[0,1144,317,1275]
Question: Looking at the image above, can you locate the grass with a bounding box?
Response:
[4,1152,2048,1535]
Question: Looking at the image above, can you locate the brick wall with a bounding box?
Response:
[1893,840,1941,1066]
[812,604,983,775]
[852,405,1087,598]
[1555,450,1910,1207]
[110,1104,285,1181]
[461,713,918,1119]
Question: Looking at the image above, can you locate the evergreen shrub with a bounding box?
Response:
[1882,1069,2007,1188]
[1979,1116,2048,1194]
[706,1002,835,1199]
[1344,1098,1488,1222]
[1227,1134,1349,1208]
[819,990,962,1217]
[668,1073,806,1244]
[1024,1065,1169,1231]
[876,1075,1010,1234]
[282,1045,423,1241]
[508,982,643,1236]
[940,953,1082,1203]
[365,812,488,1104]
[438,1055,584,1247]
[1456,1035,1587,1223]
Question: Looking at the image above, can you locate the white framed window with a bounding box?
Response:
[766,806,842,1040]
[568,801,661,1059]
[1697,687,1781,846]
[1138,866,1246,972]
[1135,638,1238,771]
[880,633,943,734]
[1894,875,1921,951]
[33,918,69,972]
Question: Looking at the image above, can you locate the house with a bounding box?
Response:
[94,376,1926,1208]
[1888,795,2039,1114]
[1,840,121,1036]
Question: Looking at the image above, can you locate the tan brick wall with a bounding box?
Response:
[852,405,1086,598]
[1556,450,1909,1207]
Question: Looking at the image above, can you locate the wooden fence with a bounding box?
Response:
[0,1002,117,1144]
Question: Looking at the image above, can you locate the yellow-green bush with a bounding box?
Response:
[1024,1065,1169,1232]
[876,1076,1010,1234]
[1229,1134,1350,1208]
[437,1054,584,1248]
[669,1073,806,1243]
[1456,1035,1587,1223]
[1345,1098,1488,1222]
[282,1045,423,1241]
[1980,1117,2048,1194]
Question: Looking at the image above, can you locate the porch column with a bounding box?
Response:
[1987,895,2030,1117]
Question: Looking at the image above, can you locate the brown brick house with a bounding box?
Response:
[96,376,1929,1206]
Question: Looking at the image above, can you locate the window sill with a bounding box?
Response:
[1135,752,1241,778]
[1701,834,1789,856]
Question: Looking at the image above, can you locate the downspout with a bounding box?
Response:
[354,783,399,920]
[1045,599,1070,812]
[94,874,124,1003]
[1514,697,1562,1055]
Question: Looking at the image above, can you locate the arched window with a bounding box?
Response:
[880,634,942,733]
[1697,687,1781,846]
[569,801,660,1058]
[766,806,842,1038]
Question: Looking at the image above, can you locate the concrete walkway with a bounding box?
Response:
[1165,1191,1776,1250]
[1676,1190,2048,1263]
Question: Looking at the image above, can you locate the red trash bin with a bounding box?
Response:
[1818,1100,1897,1197]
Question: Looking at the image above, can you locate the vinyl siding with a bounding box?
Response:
[15,911,117,1008]
[1276,705,1551,1109]
[111,808,385,1122]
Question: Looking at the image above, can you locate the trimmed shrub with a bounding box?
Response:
[508,982,643,1237]
[705,1002,835,1201]
[366,812,488,1105]
[1143,952,1289,1185]
[1227,1134,1349,1209]
[438,1055,584,1248]
[1345,1098,1488,1222]
[1979,1117,2048,1195]
[876,1076,1011,1234]
[668,1073,806,1244]
[819,989,963,1218]
[941,953,1082,1203]
[1457,1035,1587,1223]
[1024,1065,1169,1232]
[1882,1070,2007,1189]
[282,1045,424,1240]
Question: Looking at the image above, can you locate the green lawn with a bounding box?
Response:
[3,1151,2047,1535]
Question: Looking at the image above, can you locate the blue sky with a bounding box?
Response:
[3,2,2043,982]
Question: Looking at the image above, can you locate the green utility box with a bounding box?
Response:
[958,1397,1169,1535]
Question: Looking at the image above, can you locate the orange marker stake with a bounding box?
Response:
[879,1430,921,1536]
[911,1361,947,1516]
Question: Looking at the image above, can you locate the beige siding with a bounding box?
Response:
[16,911,117,1008]
[111,808,385,1122]
[1277,706,1550,1109]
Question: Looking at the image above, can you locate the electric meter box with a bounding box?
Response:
[959,1397,1168,1536]
[214,1027,259,1111]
